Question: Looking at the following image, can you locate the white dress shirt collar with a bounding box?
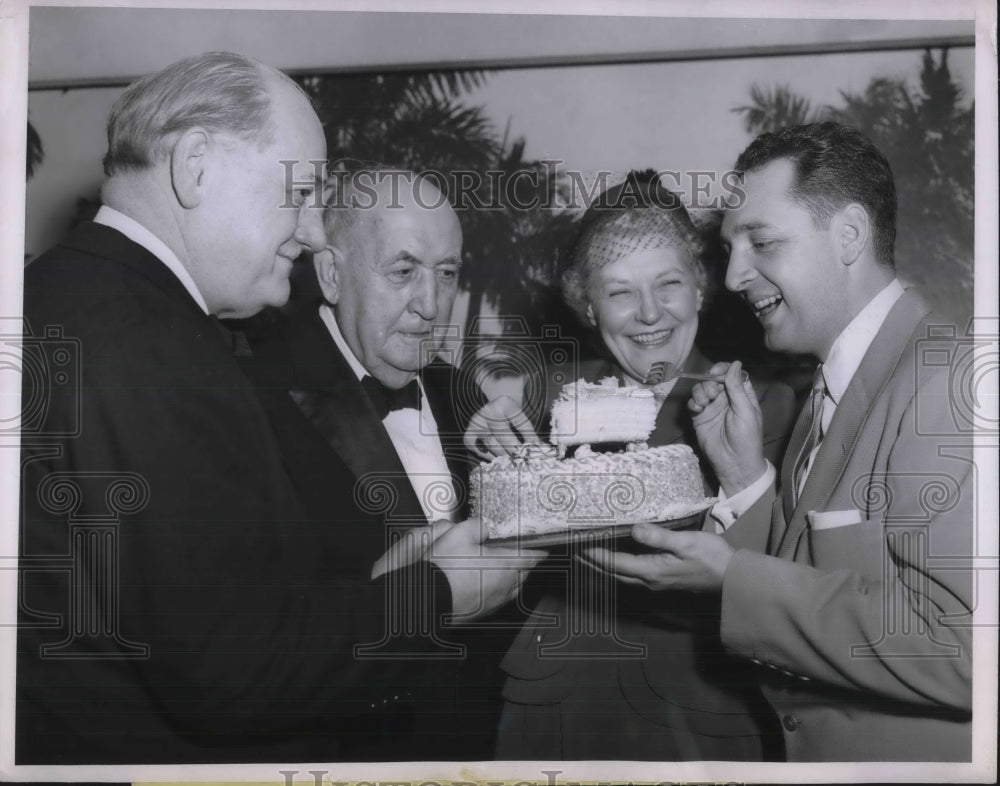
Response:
[94,206,209,315]
[318,301,430,416]
[713,278,906,531]
[821,278,905,406]
[317,304,456,522]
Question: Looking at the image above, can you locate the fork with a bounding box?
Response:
[643,360,750,386]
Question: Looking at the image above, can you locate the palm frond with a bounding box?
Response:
[731,84,815,135]
[27,120,44,179]
[401,70,490,104]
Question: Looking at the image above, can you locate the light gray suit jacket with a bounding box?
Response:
[719,288,973,761]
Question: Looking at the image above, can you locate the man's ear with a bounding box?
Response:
[835,203,870,266]
[170,128,210,209]
[314,245,342,305]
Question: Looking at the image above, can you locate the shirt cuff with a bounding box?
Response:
[710,461,776,533]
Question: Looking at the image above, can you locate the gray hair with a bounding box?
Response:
[322,162,450,241]
[103,51,310,177]
[322,162,389,240]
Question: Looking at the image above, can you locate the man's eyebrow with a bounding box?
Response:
[729,220,771,234]
[379,251,463,269]
[383,250,422,266]
[290,173,325,192]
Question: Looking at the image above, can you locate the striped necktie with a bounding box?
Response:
[791,365,826,507]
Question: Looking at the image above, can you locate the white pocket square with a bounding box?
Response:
[807,509,863,531]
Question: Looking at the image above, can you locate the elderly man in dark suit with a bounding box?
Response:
[17,52,536,765]
[267,170,472,526]
[242,169,535,759]
[587,122,973,762]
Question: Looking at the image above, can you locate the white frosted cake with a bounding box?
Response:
[549,376,657,453]
[471,378,713,540]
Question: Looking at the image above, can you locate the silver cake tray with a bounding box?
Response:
[486,506,709,549]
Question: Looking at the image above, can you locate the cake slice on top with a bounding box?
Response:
[549,376,657,451]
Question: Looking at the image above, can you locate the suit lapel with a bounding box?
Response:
[284,310,426,525]
[419,361,472,517]
[67,221,260,363]
[64,221,211,325]
[775,289,933,559]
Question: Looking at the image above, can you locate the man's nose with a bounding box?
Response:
[409,270,438,321]
[725,248,756,293]
[294,203,327,254]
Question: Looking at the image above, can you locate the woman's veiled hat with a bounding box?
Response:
[562,170,706,321]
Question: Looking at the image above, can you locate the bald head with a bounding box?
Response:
[324,170,454,240]
[100,51,327,320]
[103,51,312,178]
[316,171,463,388]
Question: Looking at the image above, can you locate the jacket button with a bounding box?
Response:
[782,714,801,732]
[535,633,544,643]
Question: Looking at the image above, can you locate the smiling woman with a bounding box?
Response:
[563,174,707,386]
[491,170,798,761]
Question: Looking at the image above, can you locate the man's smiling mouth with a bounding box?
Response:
[750,294,783,318]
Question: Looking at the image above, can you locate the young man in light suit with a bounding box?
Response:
[587,122,973,761]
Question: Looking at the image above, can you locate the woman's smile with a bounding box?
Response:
[629,327,674,347]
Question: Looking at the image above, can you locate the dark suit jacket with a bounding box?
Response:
[497,351,797,760]
[243,306,474,527]
[17,222,452,764]
[241,306,513,760]
[720,288,973,761]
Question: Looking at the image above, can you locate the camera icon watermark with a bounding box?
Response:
[0,318,81,442]
[428,315,580,443]
[914,318,999,438]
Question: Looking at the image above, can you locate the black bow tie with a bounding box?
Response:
[361,376,421,420]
